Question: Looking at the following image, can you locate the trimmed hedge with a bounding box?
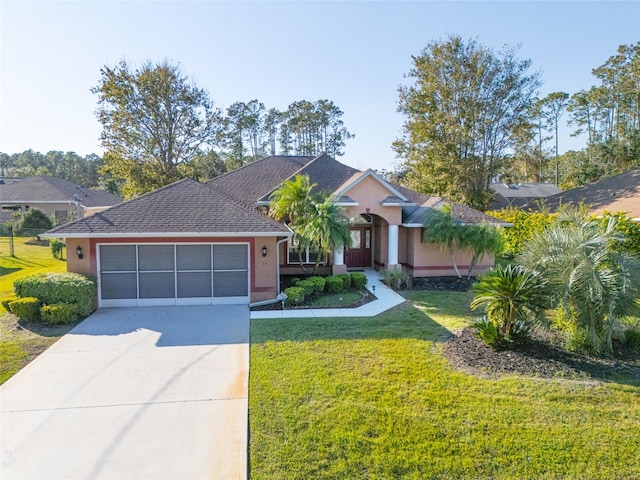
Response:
[308,276,326,294]
[295,279,316,298]
[40,303,79,325]
[337,273,351,290]
[14,273,96,316]
[350,272,367,289]
[284,286,305,306]
[325,276,344,293]
[2,296,18,313]
[9,297,41,321]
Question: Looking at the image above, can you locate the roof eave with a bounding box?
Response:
[41,231,293,239]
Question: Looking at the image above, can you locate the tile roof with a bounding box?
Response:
[530,169,640,219]
[0,176,122,207]
[46,178,290,236]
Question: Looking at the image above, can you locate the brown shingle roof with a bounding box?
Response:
[530,169,640,219]
[207,155,315,203]
[402,197,503,225]
[46,178,289,236]
[0,176,122,207]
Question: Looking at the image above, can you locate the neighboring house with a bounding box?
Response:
[529,169,640,220]
[489,182,562,210]
[0,176,122,224]
[44,154,502,307]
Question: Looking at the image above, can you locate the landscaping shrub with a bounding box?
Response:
[337,273,351,290]
[350,272,367,289]
[40,303,79,325]
[473,316,502,348]
[308,276,326,294]
[14,273,96,316]
[487,207,555,258]
[325,276,344,293]
[284,286,305,307]
[382,268,412,290]
[623,327,640,352]
[295,279,315,298]
[9,297,41,321]
[50,239,65,259]
[2,296,18,313]
[13,208,54,237]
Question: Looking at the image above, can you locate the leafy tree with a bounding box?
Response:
[394,35,541,210]
[92,60,223,198]
[422,205,468,278]
[223,100,266,169]
[487,207,556,258]
[14,208,53,236]
[471,264,549,345]
[177,150,226,182]
[518,210,640,355]
[539,92,570,185]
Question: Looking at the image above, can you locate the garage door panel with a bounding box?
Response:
[101,245,136,271]
[139,272,175,298]
[177,272,212,298]
[213,245,247,270]
[177,245,211,270]
[139,245,175,271]
[214,271,248,297]
[101,273,137,299]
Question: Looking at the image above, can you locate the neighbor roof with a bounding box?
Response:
[45,178,290,237]
[0,176,122,207]
[530,169,640,219]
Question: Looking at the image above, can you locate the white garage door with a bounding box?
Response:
[98,244,249,307]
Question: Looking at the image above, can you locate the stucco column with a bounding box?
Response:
[332,244,347,275]
[387,224,399,266]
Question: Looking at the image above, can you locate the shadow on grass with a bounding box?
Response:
[251,302,454,344]
[16,318,80,337]
[0,267,22,277]
[1,257,48,268]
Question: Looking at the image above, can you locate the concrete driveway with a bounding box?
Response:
[0,305,249,480]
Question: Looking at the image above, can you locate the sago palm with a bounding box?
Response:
[518,212,640,355]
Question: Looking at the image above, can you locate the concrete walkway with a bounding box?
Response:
[1,305,249,480]
[250,268,405,319]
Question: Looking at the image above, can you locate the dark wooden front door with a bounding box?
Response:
[344,227,372,268]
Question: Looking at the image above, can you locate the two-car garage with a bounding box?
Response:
[98,243,249,307]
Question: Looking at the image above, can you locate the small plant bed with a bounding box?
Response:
[443,327,640,383]
[251,288,375,311]
[410,276,476,292]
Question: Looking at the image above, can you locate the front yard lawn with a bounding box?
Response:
[0,239,71,384]
[249,290,640,479]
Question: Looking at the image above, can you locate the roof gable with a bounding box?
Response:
[334,169,409,203]
[46,178,289,237]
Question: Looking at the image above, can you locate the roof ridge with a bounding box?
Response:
[206,155,315,185]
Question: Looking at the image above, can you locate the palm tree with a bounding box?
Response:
[269,174,350,275]
[422,204,466,277]
[269,174,316,273]
[471,264,549,338]
[519,211,640,355]
[298,196,350,274]
[465,223,502,277]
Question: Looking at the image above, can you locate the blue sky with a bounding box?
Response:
[1,1,638,172]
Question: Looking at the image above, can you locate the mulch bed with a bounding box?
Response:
[442,327,640,382]
[411,276,476,292]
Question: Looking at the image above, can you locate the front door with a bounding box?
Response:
[344,227,372,268]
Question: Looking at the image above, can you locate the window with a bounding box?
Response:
[287,239,326,264]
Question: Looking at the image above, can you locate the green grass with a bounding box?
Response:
[249,291,640,479]
[0,239,67,313]
[0,238,71,384]
[308,290,363,308]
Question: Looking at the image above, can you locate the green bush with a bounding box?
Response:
[382,268,412,290]
[473,316,530,349]
[295,279,315,298]
[2,296,18,313]
[624,327,640,352]
[486,207,555,258]
[284,286,306,307]
[325,276,344,293]
[51,239,65,259]
[350,272,367,289]
[40,303,79,325]
[9,297,41,321]
[308,276,326,294]
[14,273,96,316]
[337,273,351,290]
[14,208,54,237]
